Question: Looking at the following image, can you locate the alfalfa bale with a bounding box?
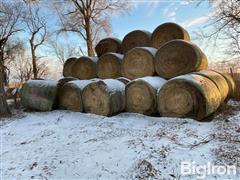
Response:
[97,53,123,79]
[151,22,190,49]
[82,79,125,116]
[193,70,229,103]
[63,57,78,77]
[116,77,131,85]
[158,74,221,120]
[72,56,98,80]
[121,30,151,54]
[126,76,166,115]
[155,40,208,79]
[58,80,93,112]
[121,47,157,80]
[95,37,122,57]
[21,80,58,111]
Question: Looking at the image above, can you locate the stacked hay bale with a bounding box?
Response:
[21,22,237,121]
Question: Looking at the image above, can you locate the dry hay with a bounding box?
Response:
[95,37,122,57]
[121,47,157,80]
[158,74,222,120]
[155,40,208,79]
[82,79,125,116]
[72,56,98,80]
[63,57,78,77]
[193,70,229,103]
[21,80,58,111]
[121,30,151,54]
[126,76,166,115]
[97,53,123,79]
[151,22,190,49]
[58,80,93,112]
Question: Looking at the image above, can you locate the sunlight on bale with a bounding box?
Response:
[155,40,208,79]
[151,22,190,49]
[158,74,222,120]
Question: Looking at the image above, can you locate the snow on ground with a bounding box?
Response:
[1,101,240,180]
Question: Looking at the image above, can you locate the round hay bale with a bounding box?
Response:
[21,80,58,111]
[97,53,123,79]
[58,80,93,112]
[155,40,208,79]
[116,77,131,85]
[95,37,122,57]
[126,76,166,115]
[218,73,236,99]
[121,30,151,54]
[82,79,125,116]
[63,57,78,77]
[72,56,98,80]
[158,74,221,120]
[122,47,157,80]
[193,70,229,103]
[56,77,78,108]
[151,22,190,49]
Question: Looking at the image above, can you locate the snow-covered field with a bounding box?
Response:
[1,101,240,180]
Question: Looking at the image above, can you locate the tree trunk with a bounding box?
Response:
[85,19,95,56]
[30,39,38,79]
[0,51,11,117]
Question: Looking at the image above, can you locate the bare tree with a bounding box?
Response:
[198,0,240,60]
[0,2,24,116]
[55,0,128,56]
[48,36,82,65]
[25,4,47,79]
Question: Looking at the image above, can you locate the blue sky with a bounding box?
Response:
[111,0,210,39]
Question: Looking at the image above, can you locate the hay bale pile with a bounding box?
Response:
[21,22,237,121]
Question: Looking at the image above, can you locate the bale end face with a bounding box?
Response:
[122,47,156,80]
[158,75,221,120]
[155,40,208,79]
[58,84,83,112]
[82,81,111,116]
[126,80,157,115]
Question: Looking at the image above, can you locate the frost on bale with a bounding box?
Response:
[58,80,93,112]
[126,76,166,115]
[72,56,98,80]
[158,74,222,120]
[21,80,58,111]
[82,79,125,116]
[151,22,190,49]
[121,47,157,80]
[155,40,208,79]
[95,37,122,57]
[121,30,152,54]
[97,53,123,79]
